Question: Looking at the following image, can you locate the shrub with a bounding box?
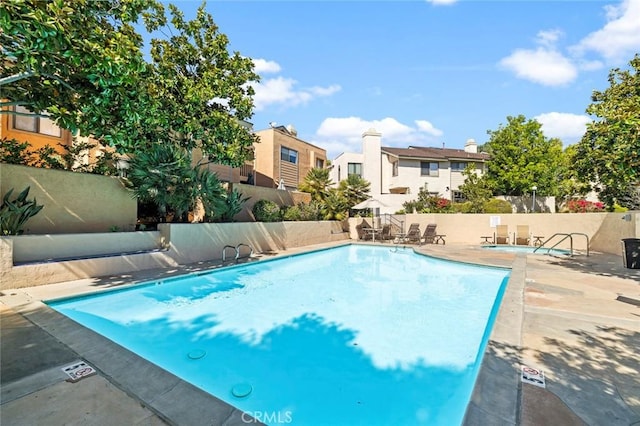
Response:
[483,199,513,213]
[564,199,604,213]
[252,199,281,222]
[0,187,44,235]
[450,202,472,213]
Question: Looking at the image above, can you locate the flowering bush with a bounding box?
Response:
[565,199,604,213]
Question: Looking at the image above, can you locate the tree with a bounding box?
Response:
[298,168,333,202]
[574,54,640,209]
[483,115,565,197]
[458,165,494,213]
[139,3,260,166]
[2,1,260,168]
[0,0,154,138]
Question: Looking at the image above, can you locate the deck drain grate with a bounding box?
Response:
[521,366,546,388]
[62,361,96,382]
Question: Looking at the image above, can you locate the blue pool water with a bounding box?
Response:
[481,245,570,255]
[49,245,509,425]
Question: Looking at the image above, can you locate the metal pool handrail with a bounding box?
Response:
[222,243,254,262]
[533,233,589,256]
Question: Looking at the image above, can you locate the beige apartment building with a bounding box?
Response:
[252,125,327,189]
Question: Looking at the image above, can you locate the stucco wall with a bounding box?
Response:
[0,221,348,289]
[349,212,639,254]
[1,163,137,234]
[8,231,163,264]
[232,183,311,222]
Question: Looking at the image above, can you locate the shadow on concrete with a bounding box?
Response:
[542,252,640,282]
[532,326,640,425]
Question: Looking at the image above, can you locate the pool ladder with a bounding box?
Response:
[222,243,254,262]
[533,233,589,257]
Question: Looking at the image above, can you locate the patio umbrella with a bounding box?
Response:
[352,198,388,210]
[353,198,388,233]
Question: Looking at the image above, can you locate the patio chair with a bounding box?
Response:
[379,224,393,242]
[356,220,372,241]
[421,223,446,245]
[406,223,421,244]
[494,225,510,245]
[515,225,530,246]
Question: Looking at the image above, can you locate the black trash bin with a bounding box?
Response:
[621,238,640,269]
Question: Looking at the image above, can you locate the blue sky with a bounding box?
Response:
[168,0,640,159]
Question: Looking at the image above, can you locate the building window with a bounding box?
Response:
[13,105,62,137]
[451,161,468,171]
[315,158,324,168]
[392,161,398,177]
[452,191,466,203]
[280,146,298,164]
[420,161,439,177]
[347,162,362,177]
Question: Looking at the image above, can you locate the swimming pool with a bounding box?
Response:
[481,245,570,255]
[48,245,509,425]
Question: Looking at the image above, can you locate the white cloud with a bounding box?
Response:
[252,77,341,111]
[415,120,444,137]
[315,116,444,158]
[535,112,591,144]
[252,58,281,74]
[309,85,341,97]
[573,0,640,63]
[536,29,563,47]
[500,48,577,86]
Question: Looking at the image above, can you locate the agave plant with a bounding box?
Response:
[0,187,44,235]
[218,188,250,222]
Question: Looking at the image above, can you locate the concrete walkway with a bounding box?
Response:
[1,242,639,425]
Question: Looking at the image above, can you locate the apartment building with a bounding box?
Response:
[251,125,327,189]
[330,129,490,213]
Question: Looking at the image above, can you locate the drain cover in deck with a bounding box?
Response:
[62,361,96,382]
[521,366,546,388]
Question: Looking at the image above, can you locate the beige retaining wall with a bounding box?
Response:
[0,221,348,289]
[349,211,639,254]
[231,183,311,222]
[1,163,137,234]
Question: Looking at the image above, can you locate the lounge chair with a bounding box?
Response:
[516,225,530,245]
[380,224,393,242]
[421,223,446,245]
[406,223,421,244]
[494,225,510,245]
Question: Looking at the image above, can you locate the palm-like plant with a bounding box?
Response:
[321,189,350,220]
[298,168,333,202]
[339,174,371,207]
[128,143,193,221]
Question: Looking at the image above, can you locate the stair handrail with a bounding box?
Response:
[533,232,590,257]
[381,214,405,234]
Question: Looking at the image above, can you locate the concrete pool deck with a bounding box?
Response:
[1,242,639,425]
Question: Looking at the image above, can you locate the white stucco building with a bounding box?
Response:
[330,129,490,213]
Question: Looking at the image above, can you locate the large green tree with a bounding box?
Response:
[574,54,640,209]
[1,1,259,167]
[483,115,565,197]
[139,3,260,166]
[0,0,153,138]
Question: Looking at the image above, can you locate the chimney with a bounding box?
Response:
[464,138,477,153]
